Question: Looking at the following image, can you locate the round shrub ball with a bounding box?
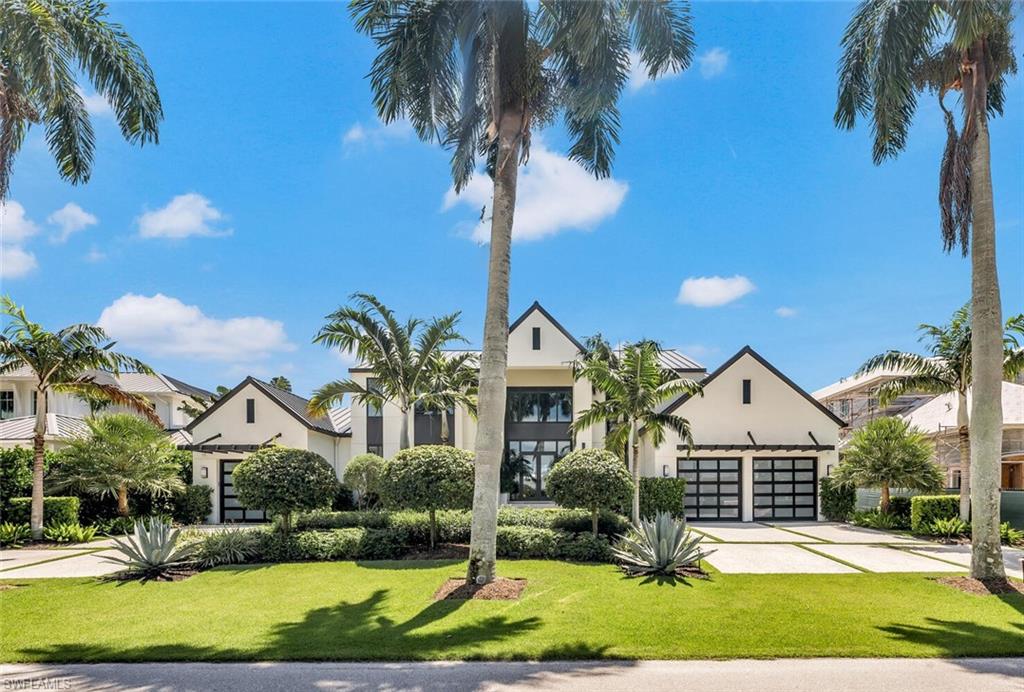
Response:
[232,447,337,531]
[342,453,386,508]
[546,448,632,536]
[380,445,474,547]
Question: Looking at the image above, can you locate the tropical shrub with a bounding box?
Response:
[6,497,79,526]
[353,528,406,560]
[910,495,960,534]
[554,532,613,563]
[638,477,688,519]
[886,496,913,523]
[293,529,366,561]
[545,448,632,536]
[379,445,474,547]
[495,525,559,559]
[232,447,337,533]
[850,510,901,531]
[102,518,196,578]
[612,512,712,577]
[1000,522,1024,546]
[820,476,856,522]
[193,528,263,568]
[0,447,51,511]
[171,485,213,525]
[332,484,356,511]
[0,522,30,547]
[43,522,97,544]
[95,516,135,536]
[928,517,970,539]
[342,454,386,509]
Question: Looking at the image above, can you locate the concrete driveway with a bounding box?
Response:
[0,542,122,579]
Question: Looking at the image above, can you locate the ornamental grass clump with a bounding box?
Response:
[612,512,712,577]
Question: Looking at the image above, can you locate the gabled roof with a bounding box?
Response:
[0,414,90,441]
[662,345,847,427]
[184,376,351,437]
[508,301,586,352]
[1,366,213,399]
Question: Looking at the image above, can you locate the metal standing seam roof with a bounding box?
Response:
[1,365,213,399]
[0,414,90,440]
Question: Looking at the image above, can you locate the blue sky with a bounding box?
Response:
[3,1,1022,398]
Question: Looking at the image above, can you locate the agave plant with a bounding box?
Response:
[102,518,195,578]
[0,522,31,548]
[611,512,713,577]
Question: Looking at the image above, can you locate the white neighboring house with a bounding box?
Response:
[0,365,212,451]
[190,301,843,524]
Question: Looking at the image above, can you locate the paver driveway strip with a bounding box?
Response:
[703,543,858,574]
[689,523,819,543]
[906,544,1024,580]
[768,522,925,544]
[809,544,966,573]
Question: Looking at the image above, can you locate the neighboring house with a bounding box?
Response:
[190,301,843,524]
[0,366,212,450]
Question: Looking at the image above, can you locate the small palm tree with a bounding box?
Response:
[269,376,292,392]
[309,293,466,450]
[859,305,1024,520]
[571,340,702,525]
[835,0,1017,580]
[0,297,159,538]
[415,352,478,445]
[49,414,184,517]
[351,0,695,584]
[0,0,163,199]
[831,417,943,513]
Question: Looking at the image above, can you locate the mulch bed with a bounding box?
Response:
[404,544,470,560]
[433,577,526,601]
[936,576,1024,596]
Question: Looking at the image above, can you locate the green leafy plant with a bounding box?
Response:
[910,495,960,534]
[928,517,970,539]
[1000,522,1024,546]
[554,533,613,563]
[342,454,386,510]
[612,512,712,577]
[171,485,213,525]
[232,447,338,534]
[0,522,30,547]
[850,510,900,531]
[639,478,688,520]
[95,516,135,536]
[820,476,857,522]
[43,522,97,544]
[546,448,632,536]
[495,526,559,559]
[5,497,80,526]
[102,518,196,578]
[193,528,263,568]
[379,445,474,548]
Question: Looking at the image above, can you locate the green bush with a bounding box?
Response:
[554,532,613,562]
[194,528,263,568]
[850,510,900,530]
[380,445,474,547]
[94,516,135,536]
[171,485,213,525]
[6,496,79,526]
[343,453,386,509]
[886,496,912,523]
[0,522,30,547]
[496,525,559,559]
[638,477,687,519]
[911,495,959,533]
[354,528,407,560]
[0,448,34,511]
[294,529,366,560]
[546,448,632,536]
[928,517,970,538]
[820,476,856,522]
[43,522,97,543]
[232,447,337,533]
[332,484,355,511]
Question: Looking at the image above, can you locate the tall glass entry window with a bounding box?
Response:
[505,388,572,501]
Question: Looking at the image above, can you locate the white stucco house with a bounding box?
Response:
[187,301,844,524]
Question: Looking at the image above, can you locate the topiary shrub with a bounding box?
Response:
[343,453,386,509]
[495,525,558,558]
[910,495,959,534]
[554,532,613,563]
[820,476,856,522]
[546,448,632,536]
[232,447,338,534]
[639,477,687,519]
[171,485,213,525]
[379,445,474,548]
[354,528,407,560]
[6,496,79,526]
[294,528,366,561]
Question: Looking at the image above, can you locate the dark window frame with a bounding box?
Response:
[0,391,13,420]
[677,457,743,521]
[245,398,255,424]
[742,379,752,405]
[220,459,266,523]
[532,327,541,350]
[752,457,818,521]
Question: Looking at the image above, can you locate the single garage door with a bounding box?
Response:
[678,457,742,520]
[753,457,817,520]
[221,459,266,523]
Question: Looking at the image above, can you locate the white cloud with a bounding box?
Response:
[0,201,39,244]
[443,142,629,243]
[627,50,684,93]
[97,293,295,361]
[775,306,798,318]
[77,88,112,118]
[677,275,755,308]
[84,246,106,263]
[1,245,38,279]
[698,48,730,79]
[342,118,413,149]
[136,193,231,239]
[48,202,98,243]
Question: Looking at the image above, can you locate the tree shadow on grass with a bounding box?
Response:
[355,559,465,570]
[877,617,1024,659]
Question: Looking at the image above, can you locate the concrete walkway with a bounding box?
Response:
[3,659,1021,691]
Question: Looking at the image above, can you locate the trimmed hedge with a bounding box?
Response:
[496,525,559,558]
[820,476,856,522]
[911,495,959,533]
[639,478,687,519]
[171,485,213,525]
[6,496,80,526]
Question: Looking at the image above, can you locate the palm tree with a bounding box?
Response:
[416,352,479,445]
[269,376,292,392]
[831,417,943,513]
[859,305,1024,521]
[571,340,702,525]
[0,297,159,538]
[351,0,695,584]
[49,414,183,517]
[0,0,163,199]
[835,0,1016,580]
[308,293,466,450]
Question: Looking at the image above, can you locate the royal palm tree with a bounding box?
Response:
[859,305,1024,521]
[269,376,292,392]
[0,0,162,199]
[308,293,466,450]
[0,297,159,538]
[351,0,695,583]
[571,340,702,525]
[416,351,479,445]
[49,414,183,517]
[835,0,1017,580]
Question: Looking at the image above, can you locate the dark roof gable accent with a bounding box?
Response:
[184,377,350,437]
[508,301,585,352]
[661,345,847,427]
[163,374,214,400]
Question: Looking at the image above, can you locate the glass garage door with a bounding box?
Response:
[220,460,266,523]
[677,458,742,520]
[753,458,817,520]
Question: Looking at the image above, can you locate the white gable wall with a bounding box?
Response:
[507,307,580,368]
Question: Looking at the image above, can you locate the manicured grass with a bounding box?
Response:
[1,561,1022,662]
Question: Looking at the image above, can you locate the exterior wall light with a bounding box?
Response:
[201,466,208,479]
[662,464,669,477]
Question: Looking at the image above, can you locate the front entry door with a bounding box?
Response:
[508,439,571,501]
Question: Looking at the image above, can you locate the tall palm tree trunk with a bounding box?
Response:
[466,106,523,585]
[628,420,640,525]
[398,398,411,450]
[880,484,891,514]
[956,391,971,521]
[30,389,46,539]
[967,74,1005,580]
[117,484,129,517]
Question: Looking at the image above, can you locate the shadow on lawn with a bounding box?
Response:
[878,616,1024,659]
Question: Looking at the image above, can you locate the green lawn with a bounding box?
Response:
[2,561,1022,661]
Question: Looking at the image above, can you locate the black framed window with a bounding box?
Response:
[742,379,751,404]
[221,459,266,522]
[753,457,817,520]
[0,391,13,420]
[414,401,455,446]
[532,327,541,350]
[506,389,572,423]
[677,458,742,520]
[245,398,255,423]
[367,444,383,456]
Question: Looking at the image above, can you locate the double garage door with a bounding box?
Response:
[678,457,817,521]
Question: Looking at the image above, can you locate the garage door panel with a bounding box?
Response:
[753,458,818,520]
[679,457,743,521]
